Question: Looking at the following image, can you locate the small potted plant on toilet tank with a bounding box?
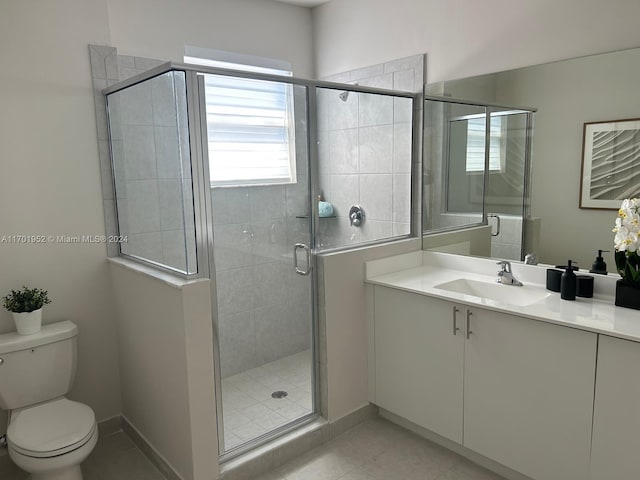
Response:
[2,286,51,335]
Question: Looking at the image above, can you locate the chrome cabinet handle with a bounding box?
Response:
[293,243,312,276]
[452,306,460,335]
[466,310,473,339]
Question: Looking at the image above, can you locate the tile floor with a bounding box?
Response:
[222,350,313,451]
[0,416,507,480]
[253,417,507,480]
[0,430,164,480]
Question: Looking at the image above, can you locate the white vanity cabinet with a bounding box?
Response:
[372,286,598,480]
[463,306,597,480]
[590,335,640,480]
[374,286,465,443]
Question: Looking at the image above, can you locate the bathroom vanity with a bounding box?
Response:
[365,251,640,480]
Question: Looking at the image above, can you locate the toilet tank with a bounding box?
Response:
[0,320,78,410]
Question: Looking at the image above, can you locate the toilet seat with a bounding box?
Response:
[7,398,96,458]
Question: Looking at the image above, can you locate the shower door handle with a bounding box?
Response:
[294,243,312,276]
[488,214,501,237]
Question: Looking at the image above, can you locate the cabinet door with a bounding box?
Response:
[374,286,464,442]
[464,308,596,480]
[590,335,640,480]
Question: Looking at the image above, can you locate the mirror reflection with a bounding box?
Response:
[423,98,534,261]
[423,47,640,269]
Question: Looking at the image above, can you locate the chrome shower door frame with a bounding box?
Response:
[191,70,322,460]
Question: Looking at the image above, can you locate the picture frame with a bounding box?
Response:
[580,118,640,209]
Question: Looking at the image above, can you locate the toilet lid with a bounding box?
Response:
[7,398,96,458]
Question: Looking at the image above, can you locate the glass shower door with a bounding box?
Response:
[197,73,316,456]
[485,108,533,260]
[423,99,488,233]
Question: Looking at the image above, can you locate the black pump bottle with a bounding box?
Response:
[561,260,577,301]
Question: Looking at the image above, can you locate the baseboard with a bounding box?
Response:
[324,403,378,442]
[97,415,123,437]
[102,404,377,480]
[121,415,183,480]
[379,408,533,480]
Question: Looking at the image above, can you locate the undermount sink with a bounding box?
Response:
[434,278,550,307]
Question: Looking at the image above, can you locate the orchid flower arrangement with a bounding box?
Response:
[613,198,640,287]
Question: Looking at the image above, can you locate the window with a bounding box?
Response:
[185,47,296,186]
[465,115,505,173]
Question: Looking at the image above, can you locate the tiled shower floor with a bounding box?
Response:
[221,350,313,451]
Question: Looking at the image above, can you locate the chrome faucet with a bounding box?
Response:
[497,260,523,286]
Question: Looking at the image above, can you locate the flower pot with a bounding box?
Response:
[12,308,43,335]
[615,280,640,310]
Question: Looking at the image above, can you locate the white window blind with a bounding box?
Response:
[185,50,296,186]
[466,116,504,173]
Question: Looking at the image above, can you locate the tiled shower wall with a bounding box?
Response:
[90,47,312,378]
[107,71,196,273]
[212,181,312,377]
[90,45,196,269]
[490,214,523,260]
[317,55,424,249]
[212,87,313,377]
[90,47,422,381]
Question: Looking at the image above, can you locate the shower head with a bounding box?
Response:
[338,82,358,102]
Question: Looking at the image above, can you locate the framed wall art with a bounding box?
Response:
[580,118,640,209]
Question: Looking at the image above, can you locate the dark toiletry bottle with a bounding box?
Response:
[561,260,577,301]
[589,249,609,275]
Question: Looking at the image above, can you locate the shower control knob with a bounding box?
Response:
[349,205,365,227]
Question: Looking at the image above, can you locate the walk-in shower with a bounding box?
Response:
[102,63,417,459]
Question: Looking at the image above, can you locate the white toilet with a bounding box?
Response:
[0,320,98,480]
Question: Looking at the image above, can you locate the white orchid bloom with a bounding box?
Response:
[615,198,640,254]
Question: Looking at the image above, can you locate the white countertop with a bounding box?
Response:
[365,251,640,343]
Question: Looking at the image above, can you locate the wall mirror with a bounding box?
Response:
[422,46,640,270]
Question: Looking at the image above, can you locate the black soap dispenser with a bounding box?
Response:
[589,249,609,275]
[561,260,577,301]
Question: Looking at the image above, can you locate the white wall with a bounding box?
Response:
[320,239,420,421]
[0,0,121,433]
[313,0,640,82]
[493,49,640,268]
[109,260,216,480]
[107,0,314,77]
